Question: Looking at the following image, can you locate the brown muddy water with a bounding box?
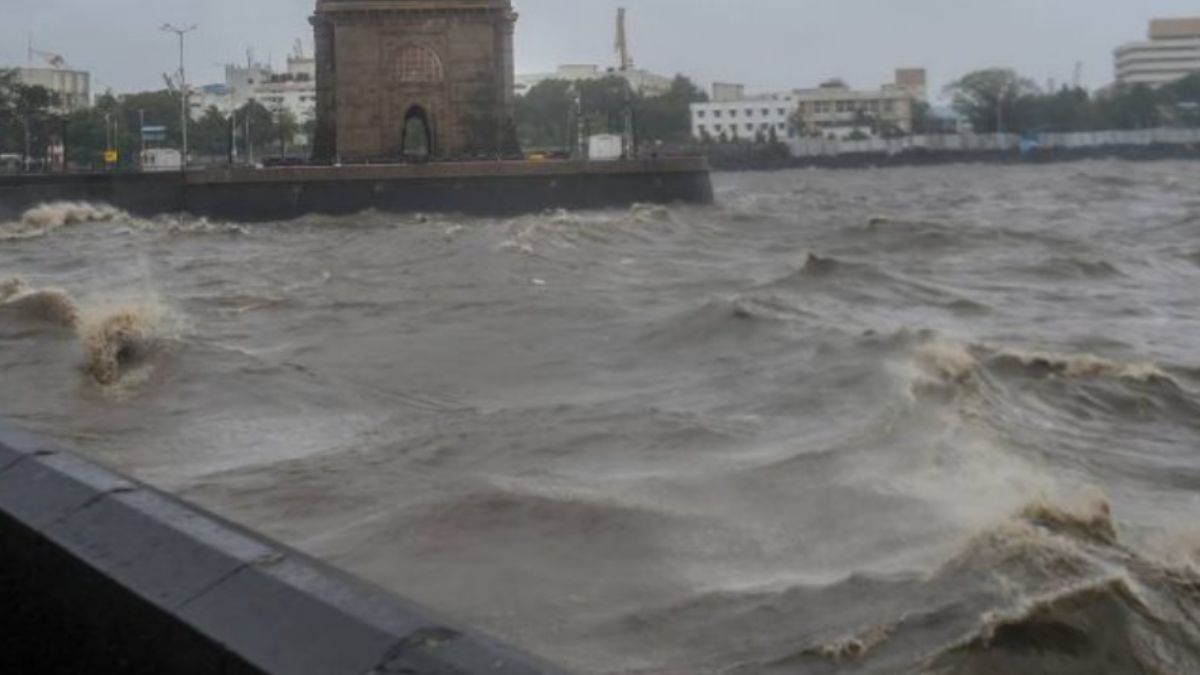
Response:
[4,162,1200,674]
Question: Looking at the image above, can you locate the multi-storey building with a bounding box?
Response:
[690,70,924,141]
[1116,18,1200,87]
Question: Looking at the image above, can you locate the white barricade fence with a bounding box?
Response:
[786,128,1200,159]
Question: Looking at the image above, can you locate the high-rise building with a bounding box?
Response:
[1115,18,1200,87]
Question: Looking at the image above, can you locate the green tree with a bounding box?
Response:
[635,75,708,143]
[234,100,276,161]
[515,79,574,150]
[946,68,1040,133]
[1094,84,1162,129]
[1158,73,1200,126]
[191,106,231,158]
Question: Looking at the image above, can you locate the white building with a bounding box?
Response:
[691,71,924,142]
[15,67,90,111]
[192,54,316,124]
[515,64,673,97]
[1116,18,1200,87]
[691,92,798,142]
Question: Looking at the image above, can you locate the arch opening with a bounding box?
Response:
[400,105,434,159]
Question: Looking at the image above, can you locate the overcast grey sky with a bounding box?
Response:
[3,0,1199,99]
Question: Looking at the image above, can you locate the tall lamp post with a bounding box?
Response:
[161,23,197,171]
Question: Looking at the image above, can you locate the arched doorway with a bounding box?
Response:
[400,105,434,159]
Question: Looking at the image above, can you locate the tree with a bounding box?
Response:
[1,83,62,168]
[1158,73,1200,126]
[191,106,231,158]
[515,79,574,150]
[0,69,17,115]
[946,68,1040,133]
[1094,84,1162,129]
[235,100,276,161]
[635,75,707,143]
[271,107,299,156]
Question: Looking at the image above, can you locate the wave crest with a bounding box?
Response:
[0,202,127,240]
[0,277,79,327]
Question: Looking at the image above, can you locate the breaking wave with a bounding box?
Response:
[0,277,79,327]
[0,276,175,387]
[927,496,1200,674]
[0,202,128,240]
[899,331,1187,399]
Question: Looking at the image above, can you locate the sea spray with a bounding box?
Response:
[80,308,164,386]
[1,277,175,387]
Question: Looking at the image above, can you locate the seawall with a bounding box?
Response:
[0,426,570,675]
[0,158,713,222]
[703,141,1200,172]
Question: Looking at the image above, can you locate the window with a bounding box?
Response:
[697,110,707,118]
[746,123,753,131]
[714,124,723,131]
[713,110,722,118]
[396,45,444,83]
[778,108,786,116]
[778,123,786,130]
[697,124,706,133]
[762,109,770,116]
[730,110,738,118]
[745,109,754,117]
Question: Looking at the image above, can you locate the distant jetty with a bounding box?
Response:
[0,158,713,222]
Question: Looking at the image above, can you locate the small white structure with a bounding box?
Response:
[141,148,182,172]
[588,134,624,161]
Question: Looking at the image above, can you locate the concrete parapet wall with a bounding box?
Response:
[0,158,713,222]
[0,426,569,675]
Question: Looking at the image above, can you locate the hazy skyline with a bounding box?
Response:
[3,0,1199,99]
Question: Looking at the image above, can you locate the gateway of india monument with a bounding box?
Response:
[310,0,519,161]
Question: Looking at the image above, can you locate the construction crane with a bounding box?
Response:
[615,8,633,72]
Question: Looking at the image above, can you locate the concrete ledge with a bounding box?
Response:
[0,426,569,675]
[0,158,714,222]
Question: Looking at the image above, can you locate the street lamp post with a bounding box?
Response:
[161,23,197,171]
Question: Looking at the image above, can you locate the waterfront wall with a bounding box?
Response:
[0,426,569,675]
[0,158,713,222]
[786,128,1200,158]
[701,128,1200,171]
